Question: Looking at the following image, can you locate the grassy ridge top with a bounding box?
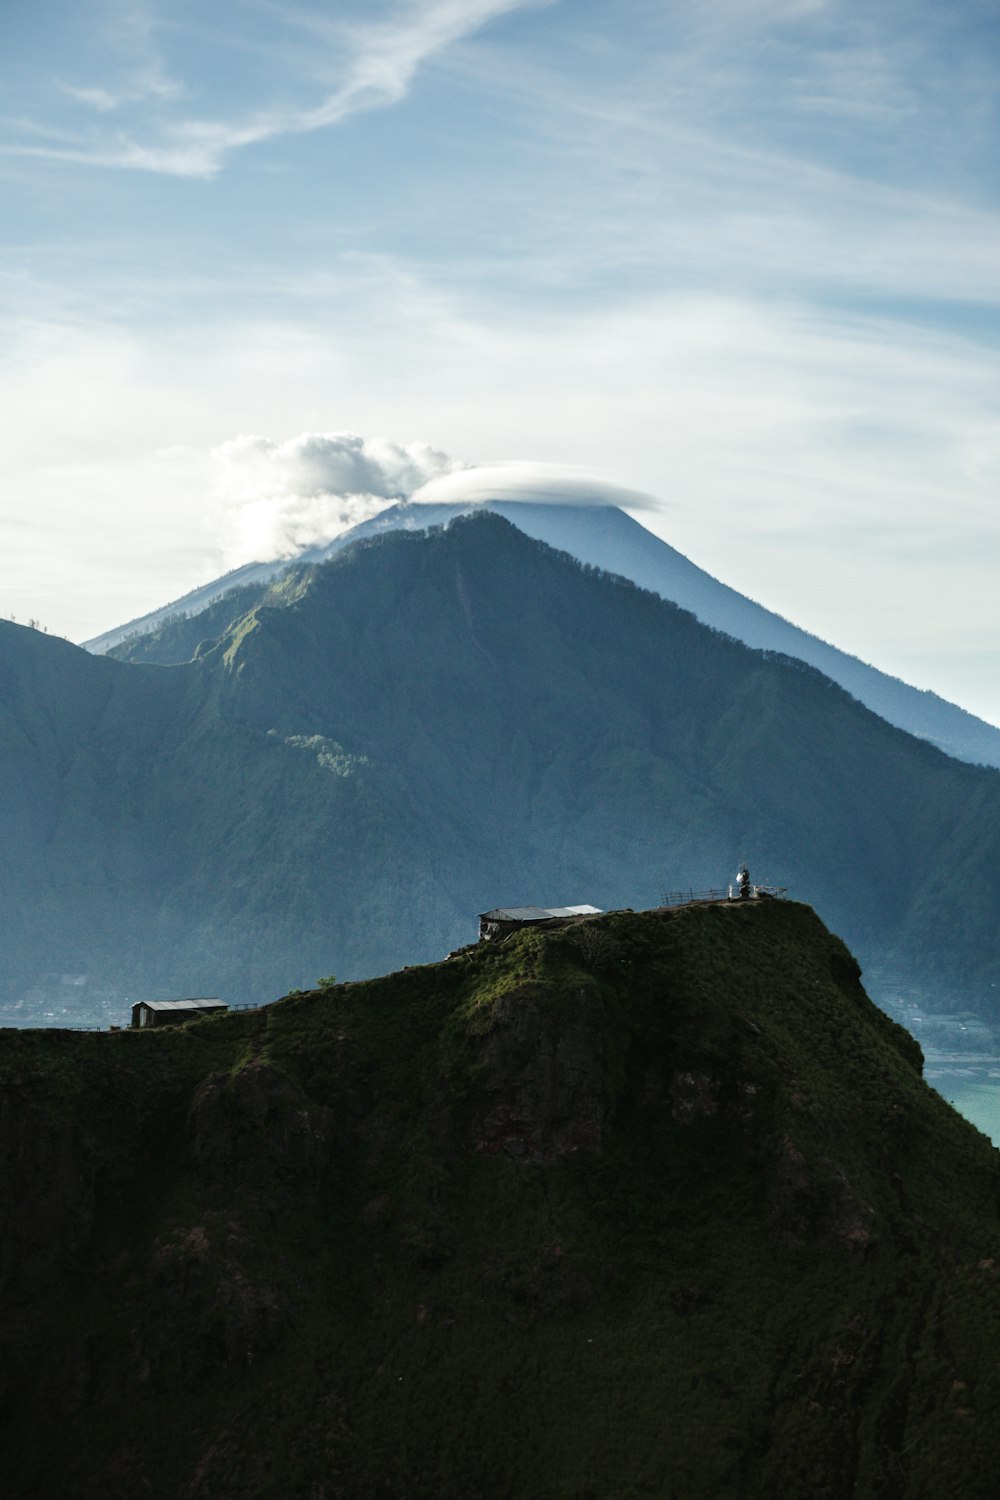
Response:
[3,900,1000,1498]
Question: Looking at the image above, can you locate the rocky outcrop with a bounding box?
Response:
[2,903,1000,1500]
[187,1058,335,1189]
[772,1133,876,1248]
[469,985,606,1161]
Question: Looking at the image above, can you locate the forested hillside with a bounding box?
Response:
[2,513,999,1022]
[102,500,1000,768]
[3,902,1000,1497]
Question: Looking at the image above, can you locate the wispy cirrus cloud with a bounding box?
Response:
[58,70,183,114]
[3,0,544,178]
[55,0,185,114]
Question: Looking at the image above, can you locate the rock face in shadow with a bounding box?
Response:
[0,1095,97,1301]
[187,1059,335,1188]
[0,901,999,1500]
[470,985,606,1161]
[0,1095,99,1414]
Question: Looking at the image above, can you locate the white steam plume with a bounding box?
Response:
[212,431,465,564]
[212,438,660,567]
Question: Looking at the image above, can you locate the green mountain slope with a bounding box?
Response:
[100,499,1000,771]
[2,901,1000,1498]
[2,512,1000,1020]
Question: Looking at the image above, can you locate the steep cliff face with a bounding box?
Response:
[2,901,999,1499]
[468,982,607,1161]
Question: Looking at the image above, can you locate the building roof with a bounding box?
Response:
[479,905,602,922]
[134,997,225,1012]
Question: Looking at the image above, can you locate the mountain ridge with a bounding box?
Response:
[90,499,1000,769]
[3,898,1000,1497]
[5,511,999,1029]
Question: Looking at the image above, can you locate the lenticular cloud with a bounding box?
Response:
[411,460,657,512]
[212,434,659,567]
[212,431,465,563]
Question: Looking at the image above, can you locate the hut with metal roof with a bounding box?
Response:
[478,905,602,942]
[130,997,227,1029]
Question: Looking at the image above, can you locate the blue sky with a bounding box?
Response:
[2,0,999,720]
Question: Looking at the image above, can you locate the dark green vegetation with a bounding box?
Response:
[2,512,1000,1019]
[3,901,1000,1498]
[91,499,1000,769]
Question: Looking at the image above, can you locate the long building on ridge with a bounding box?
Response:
[131,997,228,1029]
[478,905,602,942]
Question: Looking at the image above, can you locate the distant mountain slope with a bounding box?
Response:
[7,512,1000,1023]
[93,499,1000,768]
[4,901,1000,1498]
[480,502,1000,768]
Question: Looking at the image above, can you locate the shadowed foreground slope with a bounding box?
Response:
[3,901,1000,1498]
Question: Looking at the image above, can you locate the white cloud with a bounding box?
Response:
[59,85,123,114]
[412,461,659,511]
[3,271,998,714]
[211,431,465,562]
[6,0,543,178]
[210,440,661,568]
[2,0,999,720]
[59,69,182,114]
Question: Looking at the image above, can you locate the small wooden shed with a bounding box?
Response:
[131,997,228,1029]
[478,905,602,942]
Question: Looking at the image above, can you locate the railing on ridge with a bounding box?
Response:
[659,885,788,909]
[659,888,730,907]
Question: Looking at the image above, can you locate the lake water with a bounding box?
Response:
[926,1064,1000,1147]
[882,994,1000,1147]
